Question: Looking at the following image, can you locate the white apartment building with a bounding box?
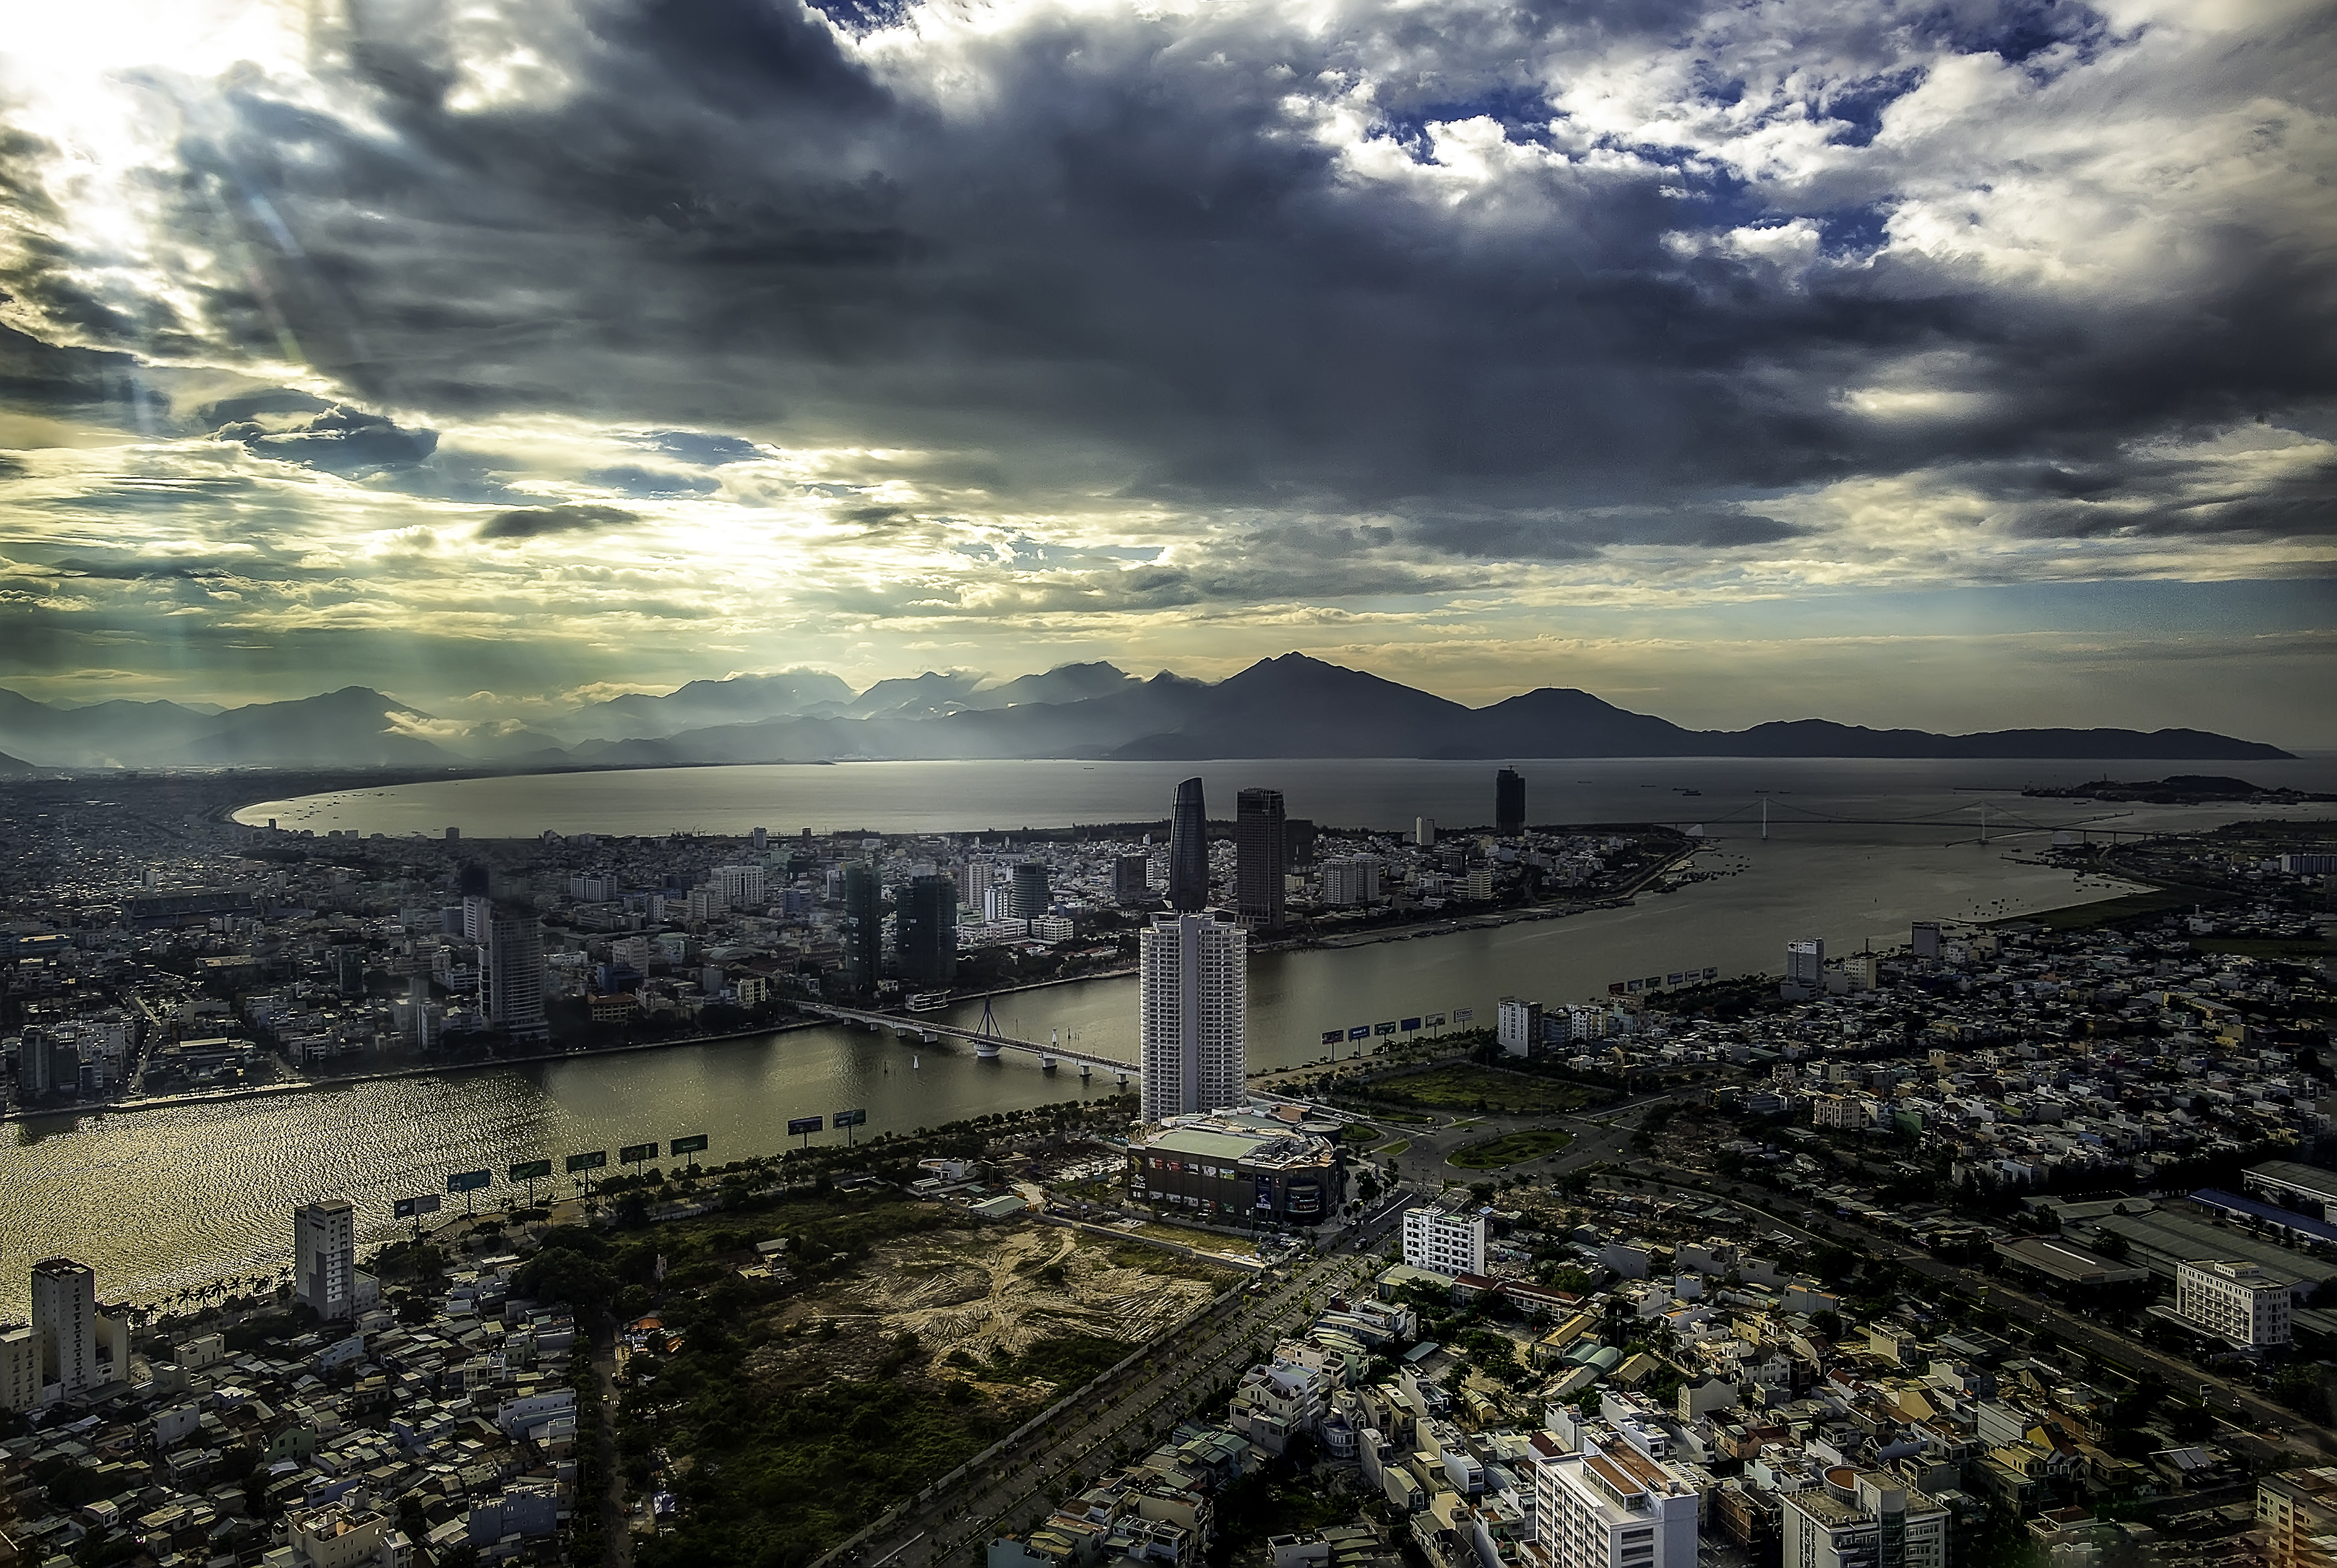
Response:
[1139,912,1247,1124]
[1320,856,1382,907]
[483,906,549,1043]
[1780,1469,1950,1568]
[0,1324,39,1411]
[1403,1205,1489,1278]
[295,1199,357,1321]
[709,863,766,909]
[2177,1260,2293,1347]
[1525,1430,1701,1568]
[30,1258,97,1396]
[1499,997,1545,1057]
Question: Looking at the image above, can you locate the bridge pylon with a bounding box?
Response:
[973,995,1005,1060]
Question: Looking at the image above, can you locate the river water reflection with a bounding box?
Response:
[9,757,2331,1314]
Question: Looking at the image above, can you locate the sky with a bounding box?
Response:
[0,0,2332,744]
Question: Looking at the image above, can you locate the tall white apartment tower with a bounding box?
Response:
[1139,912,1247,1124]
[30,1258,97,1396]
[294,1199,357,1321]
[483,905,549,1043]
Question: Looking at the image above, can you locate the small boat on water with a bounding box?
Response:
[906,993,952,1012]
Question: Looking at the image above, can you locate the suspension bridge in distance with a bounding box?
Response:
[797,997,1140,1083]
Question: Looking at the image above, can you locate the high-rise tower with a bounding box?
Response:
[1235,789,1287,932]
[30,1258,96,1395]
[483,904,548,1043]
[1139,911,1246,1123]
[294,1199,356,1321]
[1168,777,1209,912]
[1010,861,1052,920]
[840,862,882,995]
[1496,767,1527,835]
[897,874,959,983]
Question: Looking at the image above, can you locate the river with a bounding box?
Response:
[5,757,2329,1316]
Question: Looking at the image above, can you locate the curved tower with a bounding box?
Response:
[1168,776,1209,912]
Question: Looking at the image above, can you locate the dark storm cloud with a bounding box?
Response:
[214,405,439,474]
[478,503,642,540]
[1961,450,2337,540]
[8,0,2333,563]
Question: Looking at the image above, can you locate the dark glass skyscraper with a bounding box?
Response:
[840,861,882,995]
[1168,776,1209,911]
[1235,788,1286,931]
[1496,766,1527,835]
[1011,861,1052,920]
[896,873,958,982]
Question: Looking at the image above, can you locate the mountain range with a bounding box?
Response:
[0,655,2294,772]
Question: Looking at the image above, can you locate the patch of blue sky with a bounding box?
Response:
[1819,67,1926,147]
[1369,84,1556,164]
[1909,0,2110,79]
[1814,204,1894,259]
[802,0,912,36]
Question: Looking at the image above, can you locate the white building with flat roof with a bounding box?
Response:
[1780,1469,1949,1568]
[1499,997,1544,1057]
[2177,1260,2292,1347]
[710,863,767,909]
[1403,1205,1489,1278]
[1523,1428,1700,1568]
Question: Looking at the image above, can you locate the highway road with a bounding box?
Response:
[841,1196,1417,1568]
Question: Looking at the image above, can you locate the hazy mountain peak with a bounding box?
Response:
[963,661,1136,709]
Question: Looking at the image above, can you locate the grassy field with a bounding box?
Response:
[1353,1063,1594,1118]
[1449,1129,1575,1169]
[1372,1139,1411,1160]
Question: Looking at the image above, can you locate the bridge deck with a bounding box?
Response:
[802,1003,1139,1074]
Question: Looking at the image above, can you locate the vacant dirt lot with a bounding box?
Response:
[782,1223,1227,1389]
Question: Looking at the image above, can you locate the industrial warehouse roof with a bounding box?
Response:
[2246,1160,2337,1206]
[2191,1189,2337,1245]
[1991,1236,2149,1286]
[2078,1206,2337,1290]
